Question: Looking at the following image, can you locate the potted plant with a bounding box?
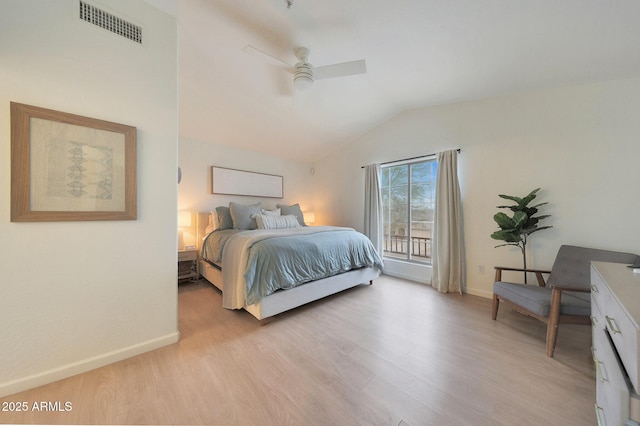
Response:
[491,188,552,283]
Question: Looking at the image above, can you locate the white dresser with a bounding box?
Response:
[591,262,640,425]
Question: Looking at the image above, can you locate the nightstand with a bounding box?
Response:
[178,249,199,282]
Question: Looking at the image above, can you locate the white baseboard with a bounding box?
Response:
[0,331,180,398]
[465,287,493,299]
[381,258,494,299]
[383,270,428,284]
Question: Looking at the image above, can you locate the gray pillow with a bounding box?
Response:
[229,202,262,230]
[277,203,305,226]
[215,206,233,230]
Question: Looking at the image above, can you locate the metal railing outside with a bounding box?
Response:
[383,234,432,261]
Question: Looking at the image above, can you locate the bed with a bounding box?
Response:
[195,207,383,324]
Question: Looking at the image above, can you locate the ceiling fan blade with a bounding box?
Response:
[313,59,366,80]
[242,44,293,72]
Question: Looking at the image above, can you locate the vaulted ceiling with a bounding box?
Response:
[152,0,640,163]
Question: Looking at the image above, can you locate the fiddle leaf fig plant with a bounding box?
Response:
[491,188,552,282]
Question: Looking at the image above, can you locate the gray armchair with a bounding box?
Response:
[492,245,637,357]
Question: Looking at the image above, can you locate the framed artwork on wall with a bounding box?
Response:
[10,102,137,222]
[211,166,283,198]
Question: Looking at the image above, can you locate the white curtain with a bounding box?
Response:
[432,150,465,294]
[364,164,383,254]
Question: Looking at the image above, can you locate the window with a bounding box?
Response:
[381,158,437,264]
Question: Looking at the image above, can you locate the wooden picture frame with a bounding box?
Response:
[10,102,137,222]
[211,166,283,198]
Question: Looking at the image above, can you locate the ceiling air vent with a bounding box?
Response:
[79,1,142,44]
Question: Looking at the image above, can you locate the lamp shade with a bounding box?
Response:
[304,211,315,224]
[178,211,192,228]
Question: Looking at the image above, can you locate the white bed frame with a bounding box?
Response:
[196,212,380,324]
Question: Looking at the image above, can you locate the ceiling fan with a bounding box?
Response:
[243,44,367,91]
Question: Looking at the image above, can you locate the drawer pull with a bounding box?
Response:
[597,360,608,383]
[591,316,598,326]
[605,315,622,334]
[595,403,606,426]
[591,284,599,293]
[591,347,609,382]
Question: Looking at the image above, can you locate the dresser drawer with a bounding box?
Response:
[178,250,198,262]
[591,269,607,322]
[594,329,630,426]
[592,298,605,411]
[592,293,604,337]
[605,287,640,392]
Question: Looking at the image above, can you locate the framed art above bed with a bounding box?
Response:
[211,166,283,198]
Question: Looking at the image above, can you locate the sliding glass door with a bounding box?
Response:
[381,159,437,264]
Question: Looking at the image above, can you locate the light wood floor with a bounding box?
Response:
[2,276,596,425]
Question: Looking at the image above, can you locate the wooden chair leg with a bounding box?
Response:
[546,288,562,357]
[492,294,499,320]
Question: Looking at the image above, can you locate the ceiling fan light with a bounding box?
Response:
[294,73,314,91]
[293,62,314,90]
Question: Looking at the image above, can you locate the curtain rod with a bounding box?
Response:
[360,148,461,168]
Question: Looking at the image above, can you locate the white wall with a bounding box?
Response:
[314,77,640,297]
[178,138,316,231]
[0,1,179,396]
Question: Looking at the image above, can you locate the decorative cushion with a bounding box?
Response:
[253,214,300,230]
[261,208,281,216]
[229,202,262,230]
[205,212,216,235]
[277,203,305,226]
[214,206,233,230]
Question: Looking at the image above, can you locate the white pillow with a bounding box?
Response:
[261,208,281,216]
[277,203,305,226]
[253,214,300,230]
[209,210,218,230]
